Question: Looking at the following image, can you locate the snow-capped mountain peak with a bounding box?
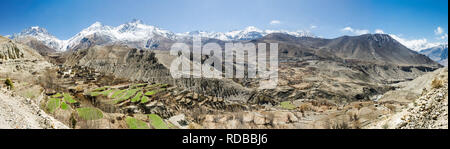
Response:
[117,19,147,33]
[87,22,103,29]
[129,19,143,24]
[12,19,315,51]
[439,43,448,49]
[29,26,50,35]
[16,26,52,37]
[11,26,65,51]
[242,26,263,32]
[59,19,177,51]
[177,26,314,41]
[419,43,448,66]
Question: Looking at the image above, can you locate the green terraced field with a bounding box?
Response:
[141,96,150,104]
[125,117,149,129]
[114,89,140,103]
[63,93,77,103]
[90,89,114,97]
[280,101,297,110]
[148,114,168,129]
[51,93,63,98]
[92,86,110,92]
[88,83,168,105]
[46,98,61,113]
[46,93,78,113]
[131,92,143,103]
[110,89,126,98]
[144,88,165,96]
[60,101,69,110]
[76,107,104,120]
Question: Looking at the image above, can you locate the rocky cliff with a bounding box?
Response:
[64,45,251,99]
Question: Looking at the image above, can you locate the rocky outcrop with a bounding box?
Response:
[0,37,24,60]
[0,88,68,129]
[14,37,56,56]
[0,36,44,60]
[64,45,252,99]
[397,68,448,129]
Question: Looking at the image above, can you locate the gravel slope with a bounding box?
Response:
[0,88,68,129]
[365,68,448,129]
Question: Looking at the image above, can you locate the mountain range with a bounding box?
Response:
[419,44,448,66]
[8,19,447,66]
[10,19,313,52]
[1,20,446,130]
[257,33,439,66]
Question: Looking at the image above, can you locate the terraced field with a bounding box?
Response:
[45,87,175,129]
[88,83,169,104]
[46,93,78,113]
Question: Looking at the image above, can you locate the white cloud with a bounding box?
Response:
[375,29,384,34]
[355,30,370,35]
[310,25,317,29]
[388,26,447,51]
[339,27,446,51]
[270,20,281,25]
[434,26,444,35]
[342,27,354,32]
[341,27,369,35]
[440,33,448,40]
[389,34,443,51]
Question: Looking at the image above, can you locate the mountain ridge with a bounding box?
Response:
[11,19,314,52]
[257,33,440,67]
[419,43,448,66]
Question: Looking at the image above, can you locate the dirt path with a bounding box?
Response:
[0,88,68,129]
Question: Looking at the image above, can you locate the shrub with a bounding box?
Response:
[431,78,443,89]
[299,103,312,113]
[5,78,14,90]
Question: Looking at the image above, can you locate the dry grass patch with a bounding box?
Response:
[299,103,313,113]
[431,78,443,89]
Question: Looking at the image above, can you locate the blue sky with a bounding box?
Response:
[0,0,448,49]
